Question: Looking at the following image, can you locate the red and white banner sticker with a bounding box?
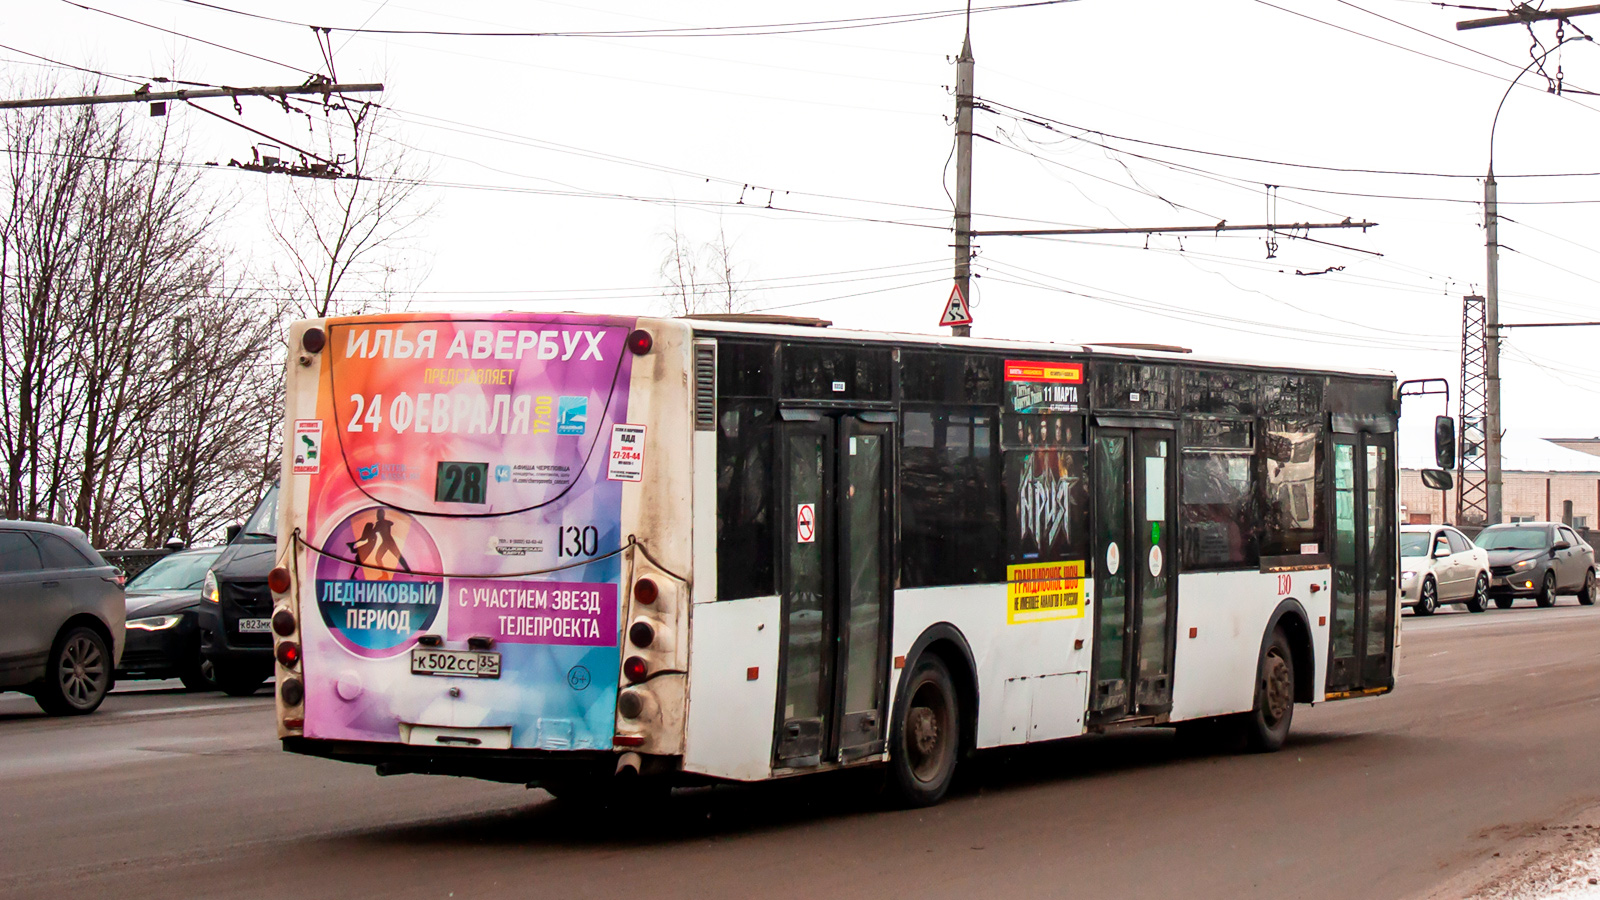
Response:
[606,423,646,482]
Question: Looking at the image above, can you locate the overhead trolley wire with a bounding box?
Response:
[162,0,1082,38]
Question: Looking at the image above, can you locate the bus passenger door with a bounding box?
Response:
[1326,432,1396,693]
[773,414,894,769]
[1090,425,1178,721]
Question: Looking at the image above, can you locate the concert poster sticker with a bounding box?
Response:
[606,423,646,482]
[293,419,323,474]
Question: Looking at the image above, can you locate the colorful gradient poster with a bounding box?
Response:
[296,314,636,751]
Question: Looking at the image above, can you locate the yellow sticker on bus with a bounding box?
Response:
[1006,561,1085,624]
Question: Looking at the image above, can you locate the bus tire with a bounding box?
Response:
[1495,596,1515,610]
[889,654,960,807]
[1240,628,1295,753]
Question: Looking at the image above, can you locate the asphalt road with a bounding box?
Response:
[3,600,1598,900]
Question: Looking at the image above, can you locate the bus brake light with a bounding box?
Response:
[623,656,648,684]
[268,566,292,594]
[633,578,658,605]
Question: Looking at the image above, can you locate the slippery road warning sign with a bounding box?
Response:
[938,283,973,327]
[797,503,816,543]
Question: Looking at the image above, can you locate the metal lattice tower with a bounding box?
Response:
[1458,294,1488,525]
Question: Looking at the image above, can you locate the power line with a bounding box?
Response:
[165,0,1082,38]
[980,97,1600,179]
[57,0,317,77]
[1250,0,1600,115]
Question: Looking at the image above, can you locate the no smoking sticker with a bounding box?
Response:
[797,503,816,543]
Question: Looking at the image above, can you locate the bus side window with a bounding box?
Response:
[900,406,1002,587]
[1262,424,1322,557]
[1179,417,1258,570]
[717,399,776,599]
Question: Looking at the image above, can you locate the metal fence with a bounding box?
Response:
[100,548,174,581]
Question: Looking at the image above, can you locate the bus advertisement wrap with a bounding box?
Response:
[297,314,636,751]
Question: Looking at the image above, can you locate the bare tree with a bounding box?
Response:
[1,77,284,547]
[658,217,751,315]
[266,96,434,319]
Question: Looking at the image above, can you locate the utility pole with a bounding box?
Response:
[951,25,975,338]
[1484,171,1503,524]
[1454,6,1600,523]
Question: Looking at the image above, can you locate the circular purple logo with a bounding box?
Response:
[315,507,445,657]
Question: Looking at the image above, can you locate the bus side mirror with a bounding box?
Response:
[225,523,243,544]
[1435,416,1456,470]
[1421,469,1453,491]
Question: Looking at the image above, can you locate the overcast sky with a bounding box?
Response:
[10,0,1600,458]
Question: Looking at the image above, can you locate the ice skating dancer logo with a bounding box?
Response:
[316,507,443,655]
[346,508,412,579]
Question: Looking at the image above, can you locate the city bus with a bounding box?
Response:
[267,311,1411,806]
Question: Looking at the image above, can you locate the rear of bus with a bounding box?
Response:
[270,313,692,786]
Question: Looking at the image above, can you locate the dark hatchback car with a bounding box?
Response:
[197,486,278,696]
[118,546,225,691]
[1478,522,1596,609]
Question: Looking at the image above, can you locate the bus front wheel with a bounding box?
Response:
[889,654,960,807]
[1239,628,1295,753]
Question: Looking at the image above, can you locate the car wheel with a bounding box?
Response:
[1466,573,1490,613]
[213,662,267,697]
[34,626,112,716]
[179,653,218,693]
[889,654,961,807]
[1415,578,1438,615]
[1579,570,1596,606]
[1494,596,1515,610]
[1239,628,1295,753]
[1536,572,1557,608]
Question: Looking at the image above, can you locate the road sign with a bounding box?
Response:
[797,503,816,543]
[939,283,973,327]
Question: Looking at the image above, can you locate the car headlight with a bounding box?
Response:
[127,615,183,631]
[1514,559,1536,570]
[204,570,219,603]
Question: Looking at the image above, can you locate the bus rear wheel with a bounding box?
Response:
[889,654,960,807]
[1239,629,1294,753]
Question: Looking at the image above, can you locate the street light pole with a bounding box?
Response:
[1474,34,1588,523]
[1484,166,1502,524]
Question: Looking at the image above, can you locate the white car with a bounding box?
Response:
[1400,524,1491,615]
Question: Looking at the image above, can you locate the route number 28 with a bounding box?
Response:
[1277,574,1293,596]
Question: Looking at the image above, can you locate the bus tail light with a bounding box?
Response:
[617,689,646,719]
[633,578,658,605]
[627,329,653,355]
[623,656,648,684]
[272,608,296,637]
[268,566,292,594]
[276,641,301,669]
[280,677,304,707]
[614,734,646,747]
[628,620,655,648]
[301,327,326,354]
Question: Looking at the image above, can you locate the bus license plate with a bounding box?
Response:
[238,618,271,633]
[410,649,501,679]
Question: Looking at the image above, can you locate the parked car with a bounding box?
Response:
[117,546,225,691]
[0,521,124,715]
[197,486,278,696]
[1401,524,1491,615]
[1477,522,1597,609]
